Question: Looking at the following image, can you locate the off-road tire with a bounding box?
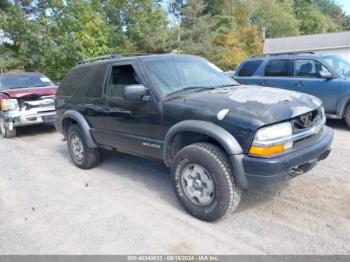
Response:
[67,125,100,169]
[0,120,17,138]
[171,142,242,222]
[345,104,350,129]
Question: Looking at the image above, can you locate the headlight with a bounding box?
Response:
[249,122,293,157]
[0,99,19,111]
[255,122,292,141]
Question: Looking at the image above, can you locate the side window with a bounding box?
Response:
[84,63,109,98]
[264,59,292,77]
[59,63,109,98]
[294,59,330,78]
[59,66,90,97]
[238,60,263,77]
[106,64,141,97]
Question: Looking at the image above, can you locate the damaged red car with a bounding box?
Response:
[0,72,57,138]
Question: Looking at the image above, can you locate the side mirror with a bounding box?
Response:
[123,84,148,101]
[319,70,335,79]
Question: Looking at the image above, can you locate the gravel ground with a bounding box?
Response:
[0,120,349,255]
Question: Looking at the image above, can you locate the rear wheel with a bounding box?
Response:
[67,125,100,169]
[345,104,350,129]
[0,120,16,138]
[171,142,242,222]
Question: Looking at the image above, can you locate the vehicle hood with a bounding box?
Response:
[164,85,323,153]
[0,86,57,98]
[183,85,322,126]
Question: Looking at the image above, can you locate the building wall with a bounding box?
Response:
[263,31,350,58]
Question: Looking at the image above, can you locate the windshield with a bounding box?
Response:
[0,74,54,91]
[144,57,238,97]
[322,55,350,78]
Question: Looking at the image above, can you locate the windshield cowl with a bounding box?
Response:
[164,84,238,100]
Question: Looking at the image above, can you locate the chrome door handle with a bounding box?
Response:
[295,81,304,87]
[259,81,269,86]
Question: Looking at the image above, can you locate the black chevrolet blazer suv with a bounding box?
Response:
[55,54,333,221]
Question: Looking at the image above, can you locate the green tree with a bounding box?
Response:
[251,0,300,38]
[0,0,170,80]
[123,1,170,52]
[294,0,328,34]
[202,0,263,69]
[0,44,22,73]
[175,0,218,61]
[2,0,350,78]
[314,0,350,31]
[0,0,9,10]
[0,1,40,72]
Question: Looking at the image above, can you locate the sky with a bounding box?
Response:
[335,0,350,15]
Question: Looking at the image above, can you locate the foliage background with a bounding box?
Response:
[1,0,350,81]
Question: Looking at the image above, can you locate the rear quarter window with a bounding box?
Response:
[58,63,109,98]
[58,66,89,97]
[237,60,262,77]
[84,63,110,98]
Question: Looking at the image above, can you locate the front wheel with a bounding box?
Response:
[171,142,242,222]
[345,104,350,129]
[0,120,16,138]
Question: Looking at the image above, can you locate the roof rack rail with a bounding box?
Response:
[77,53,151,65]
[249,51,315,58]
[266,51,316,56]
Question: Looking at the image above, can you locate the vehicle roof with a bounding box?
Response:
[246,53,325,61]
[74,54,203,69]
[0,72,45,77]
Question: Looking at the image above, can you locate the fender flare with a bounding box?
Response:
[163,120,243,166]
[61,110,97,148]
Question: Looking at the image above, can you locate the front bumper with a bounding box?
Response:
[1,108,56,128]
[235,126,333,188]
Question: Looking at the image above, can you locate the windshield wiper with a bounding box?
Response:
[214,84,238,88]
[166,83,238,97]
[166,86,214,96]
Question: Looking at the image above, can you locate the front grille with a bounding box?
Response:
[291,107,325,150]
[21,96,55,111]
[293,108,322,131]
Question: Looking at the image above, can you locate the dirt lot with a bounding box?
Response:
[0,120,349,255]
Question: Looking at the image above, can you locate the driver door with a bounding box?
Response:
[291,59,339,114]
[101,61,163,159]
